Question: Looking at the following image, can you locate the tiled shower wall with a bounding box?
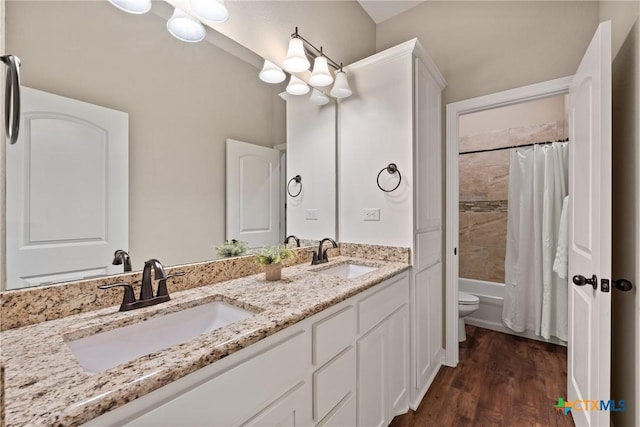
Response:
[459,121,567,283]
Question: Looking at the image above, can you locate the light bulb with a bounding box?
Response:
[189,0,229,23]
[259,60,286,84]
[309,89,330,105]
[330,70,352,99]
[108,0,151,14]
[283,38,310,73]
[167,8,206,43]
[286,76,310,95]
[309,56,334,87]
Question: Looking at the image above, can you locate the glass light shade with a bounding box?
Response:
[330,71,352,99]
[309,89,330,105]
[283,38,310,73]
[108,0,151,14]
[309,56,334,87]
[259,60,286,84]
[286,76,310,96]
[167,8,206,43]
[189,0,229,23]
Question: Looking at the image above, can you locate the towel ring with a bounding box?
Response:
[287,175,302,197]
[376,163,401,192]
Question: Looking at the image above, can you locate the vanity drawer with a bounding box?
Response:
[127,329,309,426]
[358,274,409,333]
[313,305,356,366]
[313,346,355,421]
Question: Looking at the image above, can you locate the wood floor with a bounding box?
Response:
[390,326,575,427]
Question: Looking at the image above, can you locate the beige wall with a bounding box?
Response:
[376,1,600,104]
[6,1,286,270]
[605,2,640,425]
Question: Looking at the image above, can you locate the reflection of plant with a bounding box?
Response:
[255,245,294,265]
[215,239,249,258]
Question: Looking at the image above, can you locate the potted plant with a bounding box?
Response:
[214,239,249,258]
[255,245,294,281]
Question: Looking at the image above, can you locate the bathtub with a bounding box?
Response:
[459,277,566,346]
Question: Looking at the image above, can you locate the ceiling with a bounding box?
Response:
[357,1,427,24]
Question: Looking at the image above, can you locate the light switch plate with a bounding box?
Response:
[305,209,319,220]
[363,208,380,221]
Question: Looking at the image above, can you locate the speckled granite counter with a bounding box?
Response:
[1,252,410,426]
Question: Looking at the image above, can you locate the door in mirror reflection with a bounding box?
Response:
[226,139,282,248]
[6,87,128,289]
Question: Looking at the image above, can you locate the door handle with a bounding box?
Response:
[572,274,597,290]
[0,54,21,145]
[613,279,633,292]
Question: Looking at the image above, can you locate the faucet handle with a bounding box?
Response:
[156,271,186,298]
[99,282,136,310]
[165,271,186,280]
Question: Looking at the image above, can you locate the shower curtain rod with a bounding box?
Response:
[459,138,569,155]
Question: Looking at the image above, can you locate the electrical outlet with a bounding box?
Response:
[305,209,319,220]
[363,208,380,221]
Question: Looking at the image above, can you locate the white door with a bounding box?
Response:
[6,87,128,289]
[567,21,611,426]
[226,139,281,248]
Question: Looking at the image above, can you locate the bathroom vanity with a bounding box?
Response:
[0,244,411,426]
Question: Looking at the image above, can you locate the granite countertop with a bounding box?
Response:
[1,256,410,426]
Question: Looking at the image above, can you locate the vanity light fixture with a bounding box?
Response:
[189,0,229,23]
[277,27,351,99]
[286,75,310,95]
[108,0,152,14]
[167,8,206,43]
[109,1,214,44]
[283,37,310,73]
[309,88,330,105]
[309,52,334,87]
[330,65,352,99]
[259,60,286,84]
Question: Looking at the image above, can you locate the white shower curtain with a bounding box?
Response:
[502,142,569,341]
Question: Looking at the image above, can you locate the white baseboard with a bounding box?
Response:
[465,318,567,346]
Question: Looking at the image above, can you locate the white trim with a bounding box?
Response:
[1,0,6,291]
[444,76,573,367]
[412,41,447,90]
[344,39,417,72]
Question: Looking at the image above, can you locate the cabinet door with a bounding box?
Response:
[386,304,409,417]
[242,382,310,427]
[357,321,386,427]
[317,392,356,427]
[415,263,442,391]
[357,304,410,427]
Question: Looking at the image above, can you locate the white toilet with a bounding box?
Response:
[458,292,480,342]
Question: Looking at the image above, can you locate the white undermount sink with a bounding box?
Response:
[319,263,378,279]
[66,301,255,373]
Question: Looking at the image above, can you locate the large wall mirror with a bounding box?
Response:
[2,0,337,290]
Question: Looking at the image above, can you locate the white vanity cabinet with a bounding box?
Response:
[83,271,410,427]
[338,38,446,409]
[357,274,410,426]
[124,327,312,427]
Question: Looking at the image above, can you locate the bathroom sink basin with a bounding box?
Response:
[319,263,378,279]
[66,301,255,373]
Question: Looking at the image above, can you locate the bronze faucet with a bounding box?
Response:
[284,235,301,247]
[112,249,132,272]
[311,238,338,265]
[99,259,185,312]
